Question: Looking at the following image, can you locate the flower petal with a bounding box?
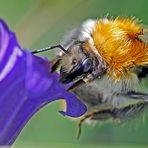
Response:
[0,19,87,145]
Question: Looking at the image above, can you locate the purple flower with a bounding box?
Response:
[0,19,87,146]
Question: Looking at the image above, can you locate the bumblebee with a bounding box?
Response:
[33,17,148,138]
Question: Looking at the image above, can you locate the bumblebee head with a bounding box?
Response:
[60,41,106,83]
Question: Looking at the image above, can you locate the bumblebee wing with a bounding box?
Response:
[136,66,148,79]
[135,27,148,79]
[139,25,148,44]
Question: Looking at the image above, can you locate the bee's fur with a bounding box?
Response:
[51,17,148,137]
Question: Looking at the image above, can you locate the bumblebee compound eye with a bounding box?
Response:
[60,57,93,83]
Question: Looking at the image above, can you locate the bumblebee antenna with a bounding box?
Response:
[32,44,67,54]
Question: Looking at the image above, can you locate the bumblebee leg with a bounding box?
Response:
[91,102,148,121]
[76,91,148,139]
[91,91,148,120]
[77,109,117,139]
[77,108,114,139]
[125,91,148,101]
[77,103,141,139]
[77,113,94,139]
[68,79,85,91]
[51,57,61,72]
[113,102,147,119]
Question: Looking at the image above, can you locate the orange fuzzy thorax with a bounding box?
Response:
[92,17,148,80]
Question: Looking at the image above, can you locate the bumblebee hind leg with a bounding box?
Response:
[77,109,116,139]
[77,100,148,139]
[77,113,94,139]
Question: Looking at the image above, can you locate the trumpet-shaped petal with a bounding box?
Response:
[0,19,87,146]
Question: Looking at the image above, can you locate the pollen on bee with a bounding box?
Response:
[92,17,148,80]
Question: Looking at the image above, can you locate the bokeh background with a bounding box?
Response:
[1,0,148,147]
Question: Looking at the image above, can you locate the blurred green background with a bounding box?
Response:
[1,0,148,147]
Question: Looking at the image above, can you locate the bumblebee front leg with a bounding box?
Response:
[68,72,103,91]
[51,56,61,72]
